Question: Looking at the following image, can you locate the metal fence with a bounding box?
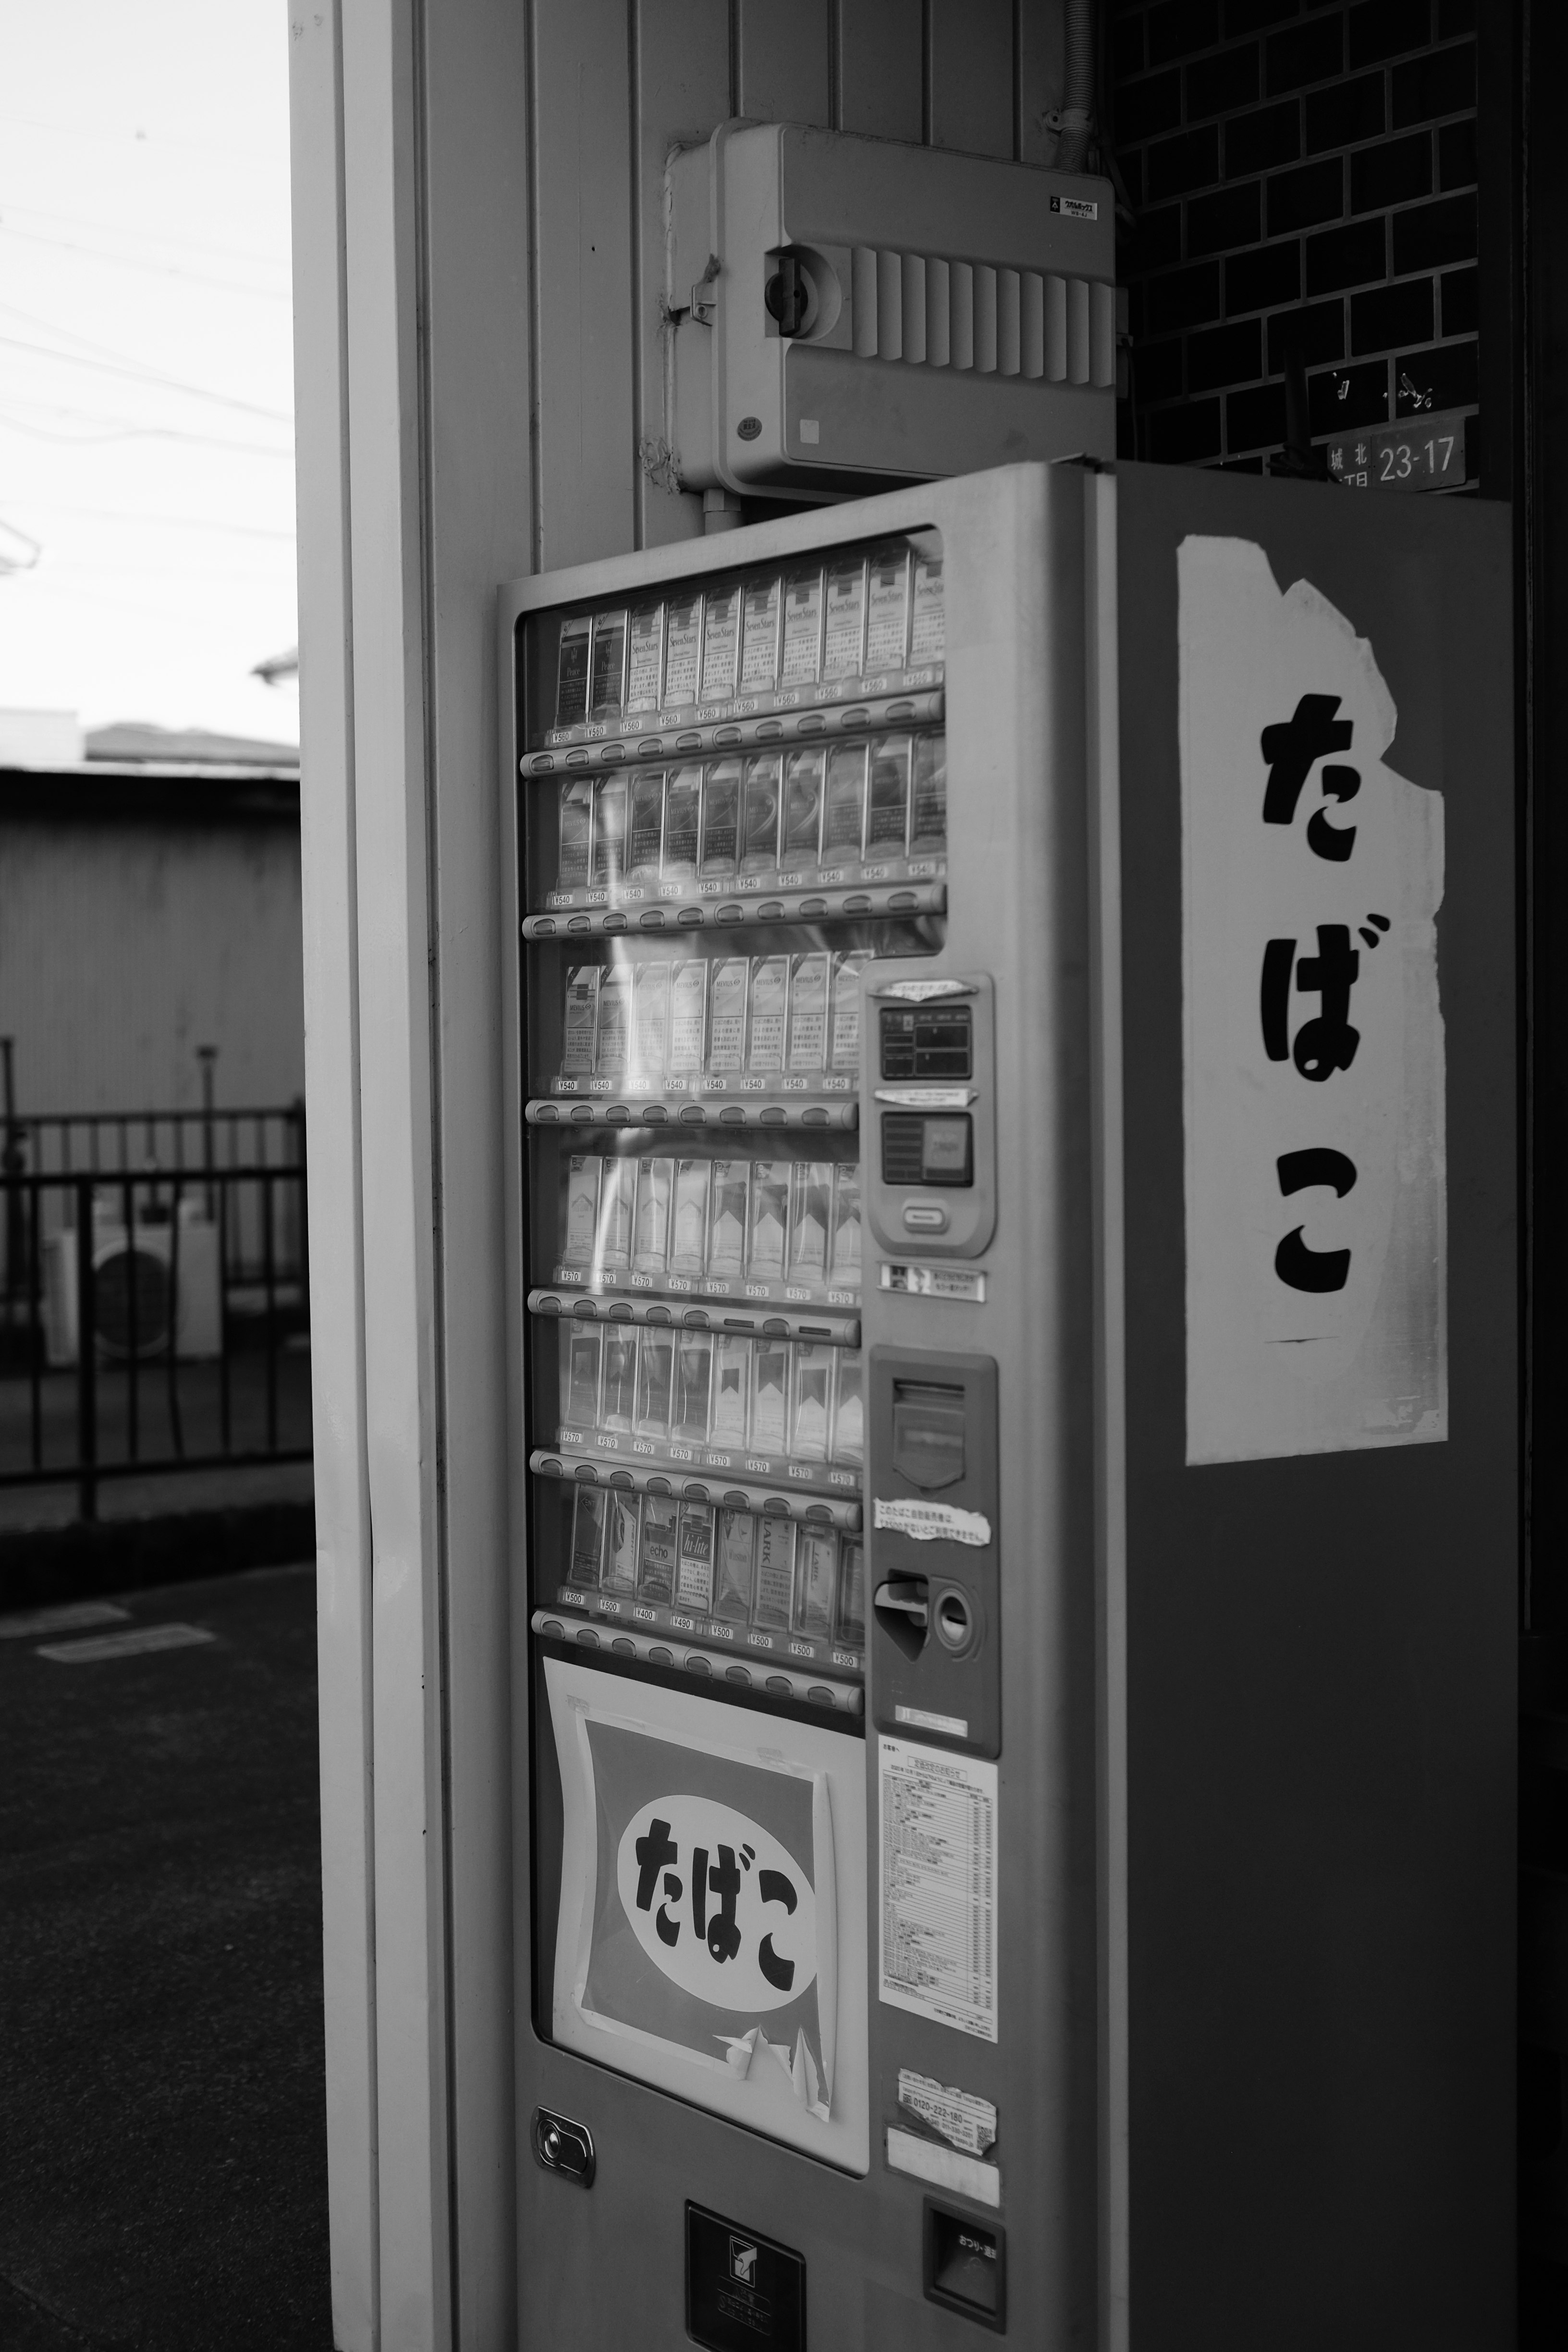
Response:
[0,1161,311,1520]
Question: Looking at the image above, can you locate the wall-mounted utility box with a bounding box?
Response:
[667,122,1117,502]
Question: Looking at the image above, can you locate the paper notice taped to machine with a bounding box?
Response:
[873,1498,991,1547]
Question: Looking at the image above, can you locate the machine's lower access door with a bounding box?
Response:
[545,1656,870,2172]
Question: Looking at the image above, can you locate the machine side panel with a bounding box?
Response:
[1114,462,1516,2350]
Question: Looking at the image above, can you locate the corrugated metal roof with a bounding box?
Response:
[85,721,299,770]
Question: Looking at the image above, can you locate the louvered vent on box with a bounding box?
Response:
[668,122,1118,505]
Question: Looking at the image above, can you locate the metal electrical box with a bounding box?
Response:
[667,123,1117,501]
[500,462,1514,2349]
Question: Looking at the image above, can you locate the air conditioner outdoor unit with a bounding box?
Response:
[666,120,1118,504]
[44,1197,221,1367]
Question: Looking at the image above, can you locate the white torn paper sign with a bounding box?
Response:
[1179,535,1446,1464]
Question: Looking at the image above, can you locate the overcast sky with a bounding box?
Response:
[0,0,297,744]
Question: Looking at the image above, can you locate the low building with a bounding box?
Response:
[0,724,302,1119]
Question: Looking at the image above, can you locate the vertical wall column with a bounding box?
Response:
[290,1,531,2346]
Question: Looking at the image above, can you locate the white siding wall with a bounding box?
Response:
[534,0,1071,567]
[0,811,304,1115]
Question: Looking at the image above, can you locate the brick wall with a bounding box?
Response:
[1111,0,1478,470]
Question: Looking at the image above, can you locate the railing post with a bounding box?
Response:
[75,1176,97,1522]
[293,1093,310,1309]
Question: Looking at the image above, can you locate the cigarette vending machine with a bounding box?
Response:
[501,462,1514,2349]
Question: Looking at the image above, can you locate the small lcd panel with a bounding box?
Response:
[879,1003,973,1081]
[882,1113,974,1188]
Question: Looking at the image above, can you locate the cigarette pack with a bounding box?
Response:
[751,1517,797,1629]
[707,1162,749,1277]
[563,1154,600,1266]
[780,746,824,866]
[561,966,600,1076]
[707,957,749,1073]
[625,767,666,880]
[698,757,741,877]
[590,773,628,890]
[555,612,591,727]
[747,955,789,1073]
[637,1494,680,1602]
[635,1330,674,1436]
[909,731,948,856]
[668,958,708,1074]
[830,1163,861,1286]
[750,1336,790,1452]
[600,1329,638,1432]
[740,752,783,872]
[672,1330,714,1445]
[789,1341,833,1460]
[864,543,911,671]
[830,952,870,1073]
[709,1333,751,1445]
[661,761,702,874]
[865,735,912,858]
[786,953,830,1073]
[699,580,741,701]
[747,1163,790,1280]
[831,1351,864,1465]
[625,599,665,710]
[602,1490,641,1592]
[670,1159,711,1273]
[821,741,868,862]
[557,777,594,890]
[662,591,702,706]
[713,1509,757,1620]
[787,1163,832,1284]
[567,1486,607,1588]
[835,1536,866,1647]
[794,1526,838,1637]
[588,609,627,718]
[631,961,670,1079]
[822,551,868,679]
[632,1157,674,1271]
[909,542,944,664]
[596,1157,633,1271]
[739,575,781,689]
[675,1504,716,1613]
[595,964,631,1073]
[561,1321,602,1430]
[780,564,824,686]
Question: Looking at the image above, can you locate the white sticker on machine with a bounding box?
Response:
[896,2068,997,2155]
[879,1737,997,2042]
[873,1498,991,1547]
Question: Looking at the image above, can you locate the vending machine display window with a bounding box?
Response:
[513,526,947,2170]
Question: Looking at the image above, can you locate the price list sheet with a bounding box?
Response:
[878,1736,998,2042]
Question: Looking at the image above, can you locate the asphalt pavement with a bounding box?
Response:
[0,1560,331,2351]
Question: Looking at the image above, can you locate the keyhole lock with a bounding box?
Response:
[764,254,809,336]
[532,2107,595,2186]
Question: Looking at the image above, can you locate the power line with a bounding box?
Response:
[0,295,291,398]
[0,332,293,427]
[0,112,282,170]
[0,499,294,542]
[0,195,288,273]
[0,221,291,304]
[0,404,294,461]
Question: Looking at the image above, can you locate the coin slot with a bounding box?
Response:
[934,1589,973,1651]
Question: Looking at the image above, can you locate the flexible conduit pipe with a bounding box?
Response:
[1056,0,1096,173]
